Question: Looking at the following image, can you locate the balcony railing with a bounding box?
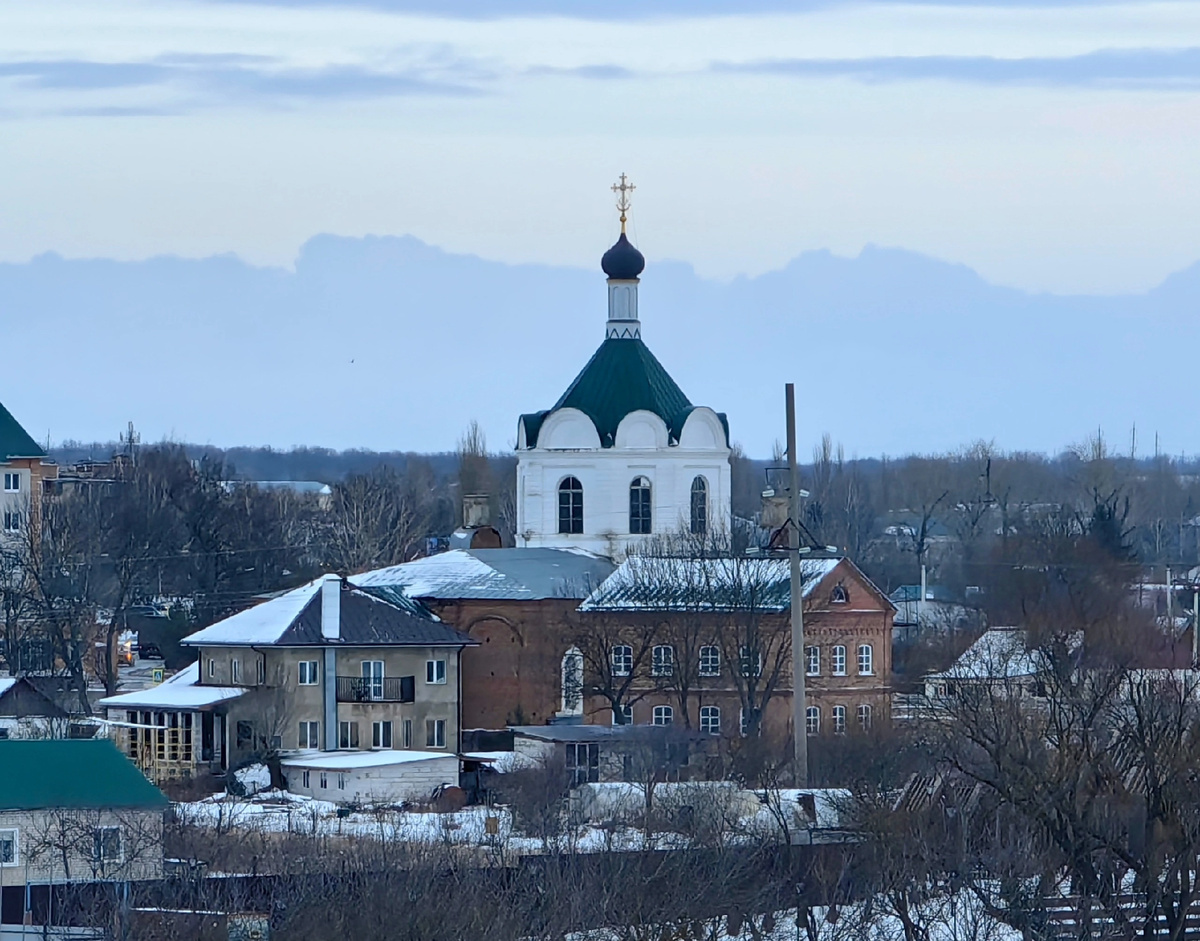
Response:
[335,675,414,703]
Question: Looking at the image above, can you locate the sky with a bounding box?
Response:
[4,0,1200,296]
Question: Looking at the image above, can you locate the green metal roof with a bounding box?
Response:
[0,400,45,462]
[0,740,168,812]
[522,337,712,448]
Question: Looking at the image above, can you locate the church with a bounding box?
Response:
[514,176,732,558]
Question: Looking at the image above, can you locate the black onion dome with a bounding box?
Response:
[601,232,645,280]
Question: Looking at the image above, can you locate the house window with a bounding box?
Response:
[690,476,708,535]
[699,705,721,734]
[611,644,632,677]
[337,773,347,790]
[426,719,446,748]
[425,659,446,685]
[857,644,874,676]
[2,511,19,533]
[207,659,215,679]
[0,829,16,866]
[339,721,359,749]
[236,720,253,750]
[857,703,873,731]
[2,473,18,493]
[93,827,122,863]
[302,770,310,788]
[298,721,319,749]
[805,646,820,676]
[256,659,266,685]
[739,707,756,737]
[830,584,849,604]
[652,705,673,726]
[558,477,584,534]
[833,705,847,734]
[652,645,674,677]
[739,646,762,678]
[831,645,847,676]
[566,742,600,786]
[612,704,633,725]
[403,718,413,749]
[319,772,328,789]
[698,645,720,677]
[629,476,652,534]
[562,647,583,714]
[372,721,393,748]
[230,658,241,684]
[298,661,319,685]
[363,660,385,699]
[805,706,820,736]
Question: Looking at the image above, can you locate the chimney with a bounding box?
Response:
[321,576,340,641]
[463,493,491,529]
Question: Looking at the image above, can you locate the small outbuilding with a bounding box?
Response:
[280,750,459,804]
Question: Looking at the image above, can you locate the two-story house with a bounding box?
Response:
[100,575,477,784]
[0,399,57,549]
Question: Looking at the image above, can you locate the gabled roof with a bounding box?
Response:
[581,556,842,612]
[0,739,167,811]
[0,400,46,462]
[181,575,474,648]
[351,548,616,601]
[0,676,71,719]
[521,337,726,449]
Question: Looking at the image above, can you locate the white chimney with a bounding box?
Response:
[321,576,340,641]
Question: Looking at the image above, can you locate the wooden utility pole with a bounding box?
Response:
[787,383,808,786]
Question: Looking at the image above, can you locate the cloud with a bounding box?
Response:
[714,47,1200,89]
[0,61,173,90]
[525,64,635,80]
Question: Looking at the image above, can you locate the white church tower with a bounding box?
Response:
[515,175,732,557]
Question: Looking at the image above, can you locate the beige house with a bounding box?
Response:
[0,740,166,932]
[102,575,477,783]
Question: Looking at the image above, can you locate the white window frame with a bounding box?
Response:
[610,644,633,677]
[739,646,763,678]
[0,828,17,867]
[857,644,874,676]
[93,826,123,863]
[805,645,820,677]
[207,659,215,679]
[256,658,266,685]
[651,645,674,677]
[652,705,673,726]
[833,704,847,734]
[831,645,847,676]
[403,718,413,749]
[2,473,19,493]
[302,770,310,788]
[372,720,393,748]
[612,704,633,726]
[699,705,720,734]
[857,703,872,730]
[339,720,359,749]
[3,511,20,533]
[337,773,347,790]
[426,659,447,685]
[739,708,750,737]
[319,772,328,789]
[698,645,721,677]
[298,661,319,685]
[805,706,820,736]
[230,658,241,684]
[298,720,319,749]
[362,660,385,699]
[426,718,446,748]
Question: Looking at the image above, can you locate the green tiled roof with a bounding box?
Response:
[0,740,168,812]
[0,400,45,462]
[523,338,697,448]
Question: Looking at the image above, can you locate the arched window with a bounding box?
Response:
[857,703,872,731]
[558,477,583,534]
[561,647,583,716]
[653,705,674,726]
[629,476,652,534]
[699,705,721,734]
[611,645,632,677]
[698,645,721,677]
[833,705,847,734]
[830,584,849,604]
[857,644,874,676]
[805,706,820,736]
[831,645,847,676]
[690,476,708,534]
[652,645,675,677]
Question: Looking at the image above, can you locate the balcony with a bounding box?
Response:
[335,675,415,703]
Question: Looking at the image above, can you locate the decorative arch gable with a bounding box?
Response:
[614,409,669,449]
[678,407,728,450]
[538,408,602,450]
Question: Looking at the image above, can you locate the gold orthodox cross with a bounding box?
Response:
[611,173,635,233]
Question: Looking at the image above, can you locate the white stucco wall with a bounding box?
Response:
[281,754,459,805]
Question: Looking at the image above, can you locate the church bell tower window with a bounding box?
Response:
[690,476,708,534]
[629,477,652,534]
[558,477,584,534]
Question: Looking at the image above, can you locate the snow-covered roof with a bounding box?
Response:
[98,662,246,710]
[928,628,1042,681]
[0,678,16,698]
[280,750,454,770]
[351,548,616,601]
[580,555,841,612]
[181,575,469,648]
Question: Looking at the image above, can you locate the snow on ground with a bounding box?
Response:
[233,763,272,795]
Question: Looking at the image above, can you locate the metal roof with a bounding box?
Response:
[351,548,616,601]
[0,740,167,811]
[0,399,46,462]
